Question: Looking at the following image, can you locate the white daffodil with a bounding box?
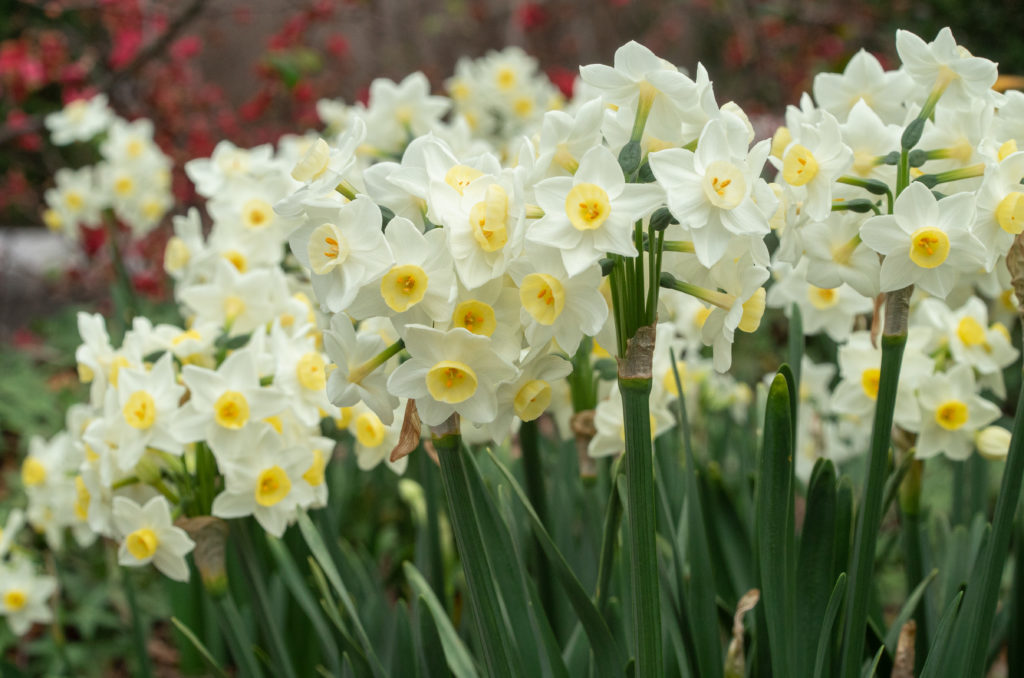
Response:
[177,259,281,336]
[362,72,451,155]
[103,354,186,469]
[211,423,315,537]
[473,349,574,444]
[829,330,934,432]
[527,145,662,276]
[346,217,456,327]
[860,182,985,297]
[915,363,1001,460]
[915,296,1018,386]
[800,211,880,298]
[323,313,400,426]
[650,113,774,267]
[267,323,335,427]
[896,27,997,111]
[386,324,517,427]
[767,260,872,343]
[113,496,195,582]
[287,195,394,314]
[274,118,366,217]
[837,100,900,186]
[433,170,526,289]
[772,111,852,221]
[443,277,524,363]
[44,94,113,145]
[974,151,1024,269]
[578,40,697,142]
[185,140,276,199]
[0,557,56,635]
[348,401,408,475]
[174,348,285,464]
[588,385,675,459]
[509,244,609,356]
[812,49,916,125]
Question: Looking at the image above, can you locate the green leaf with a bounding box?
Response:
[813,573,847,678]
[266,535,342,677]
[840,332,908,678]
[756,373,796,678]
[407,562,483,678]
[170,617,230,678]
[940,370,1024,678]
[297,512,387,678]
[486,449,628,678]
[919,590,965,678]
[797,459,838,676]
[883,569,937,656]
[434,436,520,678]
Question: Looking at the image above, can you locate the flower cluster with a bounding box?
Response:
[42,95,174,240]
[764,28,1020,474]
[284,40,779,457]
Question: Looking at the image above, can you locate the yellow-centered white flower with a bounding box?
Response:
[113,496,195,582]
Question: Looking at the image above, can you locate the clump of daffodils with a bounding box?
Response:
[765,27,1020,474]
[283,38,781,458]
[42,96,173,240]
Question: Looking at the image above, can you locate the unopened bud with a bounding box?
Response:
[976,426,1012,460]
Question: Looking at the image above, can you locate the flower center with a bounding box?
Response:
[452,300,497,336]
[445,165,483,195]
[935,400,969,431]
[296,352,327,391]
[957,317,987,347]
[519,273,566,325]
[425,360,478,404]
[165,237,190,273]
[381,264,429,312]
[514,379,552,421]
[222,250,247,272]
[908,227,950,269]
[255,466,291,507]
[304,448,327,486]
[123,391,157,430]
[807,286,839,310]
[308,222,350,275]
[782,144,819,186]
[21,457,46,487]
[243,198,273,228]
[701,161,746,209]
[4,589,27,611]
[214,390,250,430]
[355,412,386,447]
[861,368,881,400]
[469,184,510,252]
[996,192,1024,235]
[566,182,611,231]
[126,528,159,560]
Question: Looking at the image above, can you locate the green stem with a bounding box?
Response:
[435,430,517,678]
[195,442,217,516]
[620,373,662,677]
[103,213,138,335]
[840,287,911,678]
[124,570,155,678]
[899,458,929,675]
[348,339,406,384]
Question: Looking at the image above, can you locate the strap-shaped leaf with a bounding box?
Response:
[405,563,480,678]
[487,448,628,678]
